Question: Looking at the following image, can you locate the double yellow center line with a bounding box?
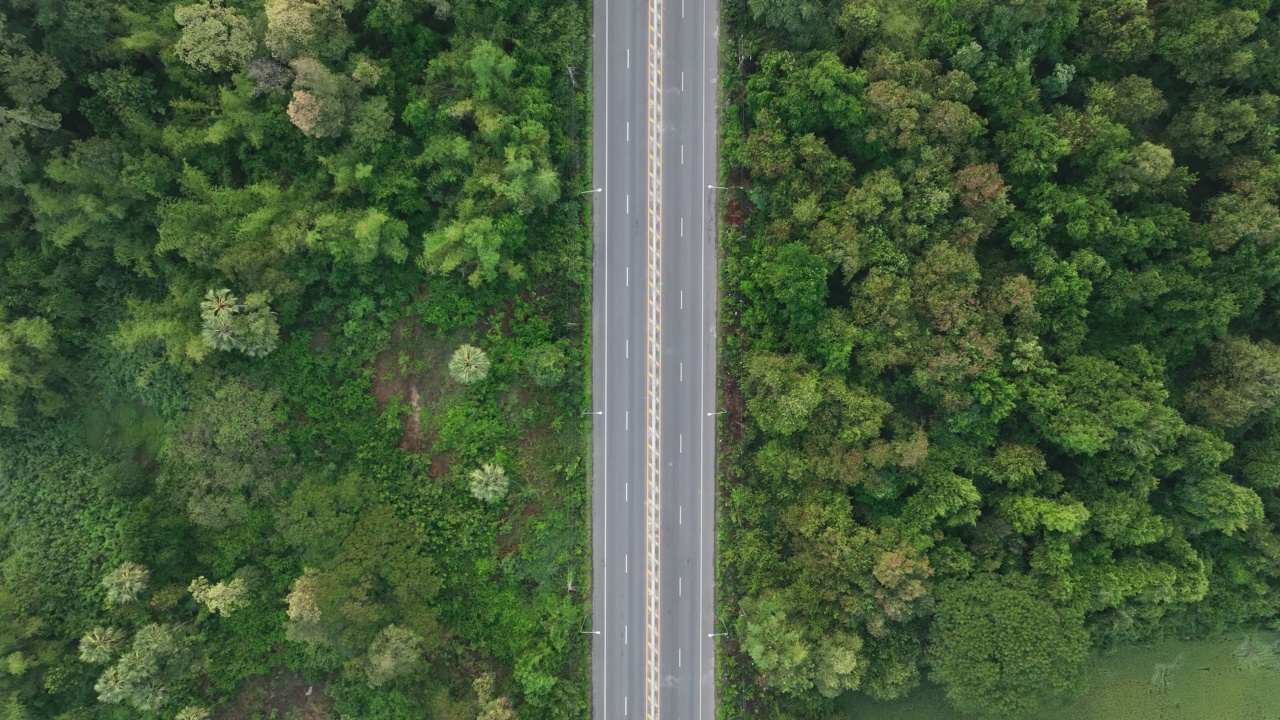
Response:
[644,0,663,716]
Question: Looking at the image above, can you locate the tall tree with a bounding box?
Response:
[173,0,256,73]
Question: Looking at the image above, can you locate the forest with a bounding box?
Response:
[717,0,1280,717]
[0,0,591,716]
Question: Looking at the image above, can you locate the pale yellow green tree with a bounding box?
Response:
[364,624,424,687]
[468,464,508,503]
[264,0,346,61]
[449,344,490,384]
[284,570,325,645]
[189,575,250,616]
[474,672,516,720]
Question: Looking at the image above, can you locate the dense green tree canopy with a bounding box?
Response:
[720,0,1280,716]
[0,0,590,714]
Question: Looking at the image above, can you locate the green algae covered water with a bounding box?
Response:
[841,634,1280,720]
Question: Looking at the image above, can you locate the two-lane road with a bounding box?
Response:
[590,0,718,714]
[656,0,718,717]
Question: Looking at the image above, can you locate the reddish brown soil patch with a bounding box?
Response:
[368,316,454,453]
[724,197,746,227]
[429,449,455,479]
[495,424,561,558]
[516,425,554,486]
[213,668,332,720]
[370,317,414,410]
[400,384,422,451]
[499,296,515,336]
[718,302,747,453]
[497,499,542,559]
[720,361,746,449]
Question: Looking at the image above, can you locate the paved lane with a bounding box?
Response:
[591,0,648,716]
[657,0,718,716]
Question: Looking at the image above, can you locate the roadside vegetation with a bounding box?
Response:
[0,0,591,716]
[717,0,1280,717]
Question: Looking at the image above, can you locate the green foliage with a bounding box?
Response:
[739,590,812,695]
[423,216,508,286]
[928,574,1089,717]
[287,58,357,138]
[1232,634,1280,672]
[737,579,875,696]
[173,0,255,73]
[0,0,587,712]
[0,315,60,427]
[1156,2,1261,85]
[748,0,837,49]
[264,0,348,62]
[743,352,821,436]
[1179,473,1263,536]
[407,38,564,286]
[0,14,63,187]
[199,289,281,358]
[164,380,290,528]
[1027,355,1181,457]
[1183,337,1280,430]
[304,503,442,656]
[283,570,324,647]
[758,243,829,336]
[474,672,517,720]
[812,632,865,699]
[279,472,371,565]
[524,343,567,387]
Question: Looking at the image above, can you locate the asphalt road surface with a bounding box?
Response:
[590,0,718,714]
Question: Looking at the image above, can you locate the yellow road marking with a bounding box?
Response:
[644,0,663,717]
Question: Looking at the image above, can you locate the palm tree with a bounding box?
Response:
[200,288,238,320]
[94,663,131,705]
[102,562,150,607]
[201,314,237,351]
[134,681,171,712]
[449,344,491,384]
[79,626,126,665]
[469,463,509,503]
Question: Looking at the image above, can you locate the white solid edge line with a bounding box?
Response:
[601,0,609,712]
[698,0,708,714]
